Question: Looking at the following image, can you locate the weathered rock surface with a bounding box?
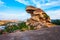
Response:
[26,6,52,29]
[0,26,60,40]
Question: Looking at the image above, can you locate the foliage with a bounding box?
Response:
[51,19,60,25]
[43,13,49,19]
[0,22,38,35]
[18,22,29,31]
[4,25,19,33]
[3,22,29,33]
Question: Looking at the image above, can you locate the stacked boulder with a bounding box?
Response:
[26,6,52,30]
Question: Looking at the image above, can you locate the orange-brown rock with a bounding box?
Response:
[26,6,52,29]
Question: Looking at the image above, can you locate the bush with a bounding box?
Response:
[3,22,29,33]
[4,25,19,33]
[0,22,37,35]
[18,22,29,31]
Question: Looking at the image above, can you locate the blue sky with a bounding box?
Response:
[0,0,60,20]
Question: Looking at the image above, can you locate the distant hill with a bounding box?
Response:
[51,19,60,25]
[0,20,18,25]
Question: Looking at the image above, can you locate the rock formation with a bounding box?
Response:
[26,6,52,30]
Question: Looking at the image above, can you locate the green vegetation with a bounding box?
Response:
[51,19,60,25]
[0,19,60,35]
[43,13,49,19]
[4,25,19,33]
[18,22,29,31]
[0,22,33,35]
[4,22,29,33]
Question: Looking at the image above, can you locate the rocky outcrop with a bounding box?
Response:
[26,6,52,29]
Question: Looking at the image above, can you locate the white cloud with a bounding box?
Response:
[0,11,31,20]
[0,0,60,20]
[31,0,60,9]
[41,1,60,9]
[46,9,60,19]
[15,0,60,9]
[15,0,60,19]
[0,0,4,7]
[42,2,58,6]
[0,0,9,8]
[32,0,41,8]
[15,0,32,5]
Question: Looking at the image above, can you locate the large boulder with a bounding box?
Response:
[26,6,52,29]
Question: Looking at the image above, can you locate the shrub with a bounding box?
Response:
[4,25,19,33]
[18,22,29,31]
[3,22,29,33]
